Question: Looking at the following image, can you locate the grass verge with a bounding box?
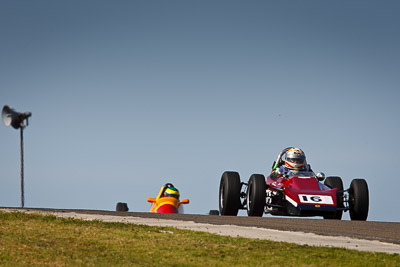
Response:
[0,211,399,266]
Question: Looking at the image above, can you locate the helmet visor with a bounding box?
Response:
[288,158,305,164]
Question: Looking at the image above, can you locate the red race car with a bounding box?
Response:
[147,183,189,214]
[219,147,369,220]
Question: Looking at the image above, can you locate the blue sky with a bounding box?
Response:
[1,1,399,221]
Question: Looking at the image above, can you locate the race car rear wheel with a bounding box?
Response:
[323,176,343,220]
[246,174,266,217]
[219,171,241,216]
[349,179,369,221]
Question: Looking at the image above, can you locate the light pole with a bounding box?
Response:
[2,105,31,208]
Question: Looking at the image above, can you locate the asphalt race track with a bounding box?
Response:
[2,207,400,246]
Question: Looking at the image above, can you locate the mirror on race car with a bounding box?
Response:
[180,199,189,204]
[147,197,156,203]
[316,172,325,181]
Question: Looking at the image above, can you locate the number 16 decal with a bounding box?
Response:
[299,194,333,204]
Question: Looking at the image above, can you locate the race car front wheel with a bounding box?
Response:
[349,179,369,221]
[219,171,241,216]
[323,176,344,220]
[246,174,266,217]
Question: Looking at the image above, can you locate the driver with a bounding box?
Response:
[163,187,180,200]
[270,147,309,180]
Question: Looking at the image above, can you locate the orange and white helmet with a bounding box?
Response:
[285,148,306,170]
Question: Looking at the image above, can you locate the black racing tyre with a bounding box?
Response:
[349,179,369,221]
[219,171,241,216]
[246,174,266,217]
[116,202,129,212]
[323,176,344,220]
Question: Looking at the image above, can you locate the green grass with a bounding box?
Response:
[0,211,399,266]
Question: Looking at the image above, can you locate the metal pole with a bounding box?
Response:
[2,106,31,208]
[20,126,24,208]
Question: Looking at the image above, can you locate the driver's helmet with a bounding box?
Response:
[164,187,180,199]
[285,148,306,170]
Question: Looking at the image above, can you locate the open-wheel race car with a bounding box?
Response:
[147,183,189,213]
[219,147,369,220]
